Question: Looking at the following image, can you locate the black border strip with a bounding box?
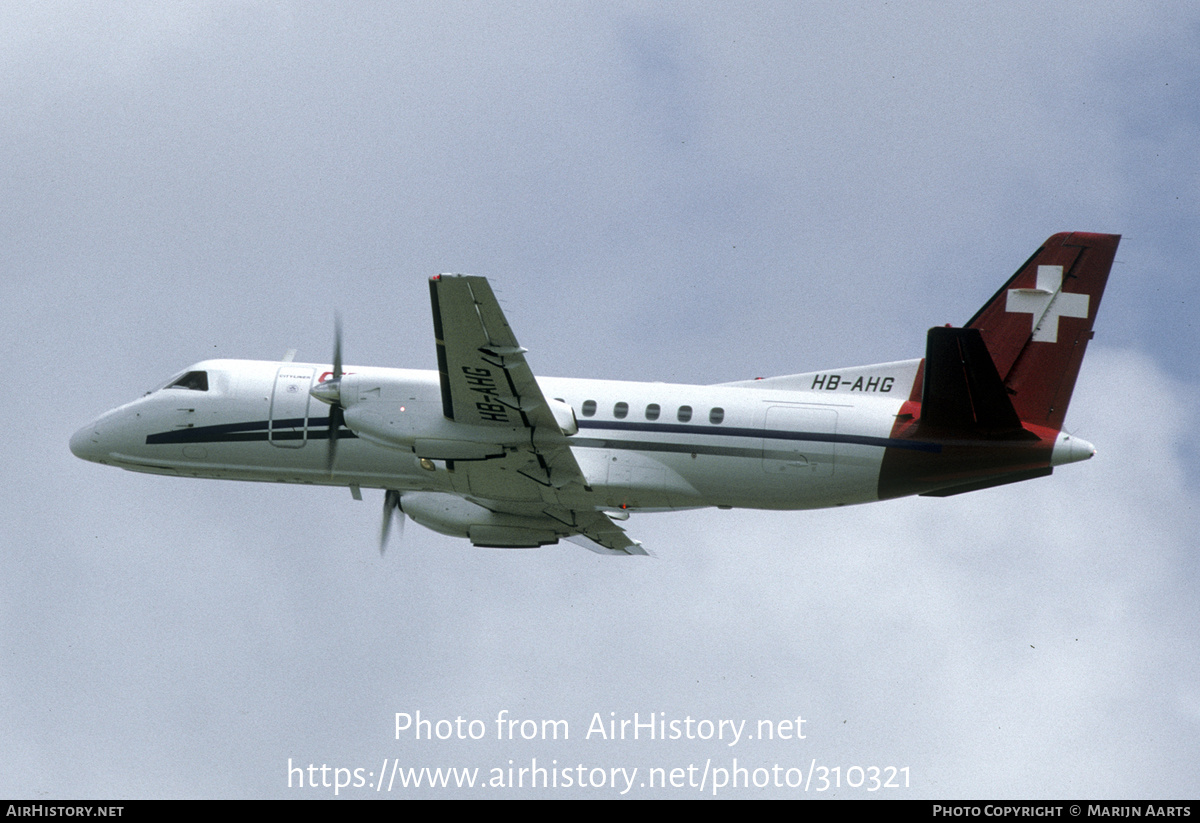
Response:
[145,416,938,453]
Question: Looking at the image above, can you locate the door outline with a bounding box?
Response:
[269,367,314,448]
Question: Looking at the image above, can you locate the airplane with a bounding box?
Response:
[70,232,1119,556]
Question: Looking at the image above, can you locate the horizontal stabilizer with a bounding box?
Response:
[918,467,1052,497]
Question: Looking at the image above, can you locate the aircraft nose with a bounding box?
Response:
[70,419,110,463]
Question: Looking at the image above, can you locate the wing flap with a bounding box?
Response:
[569,510,649,556]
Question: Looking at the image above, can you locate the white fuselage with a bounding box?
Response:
[71,358,921,513]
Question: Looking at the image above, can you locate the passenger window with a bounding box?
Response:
[645,403,660,421]
[677,405,692,423]
[168,371,209,391]
[581,400,597,417]
[614,402,628,419]
[709,407,725,424]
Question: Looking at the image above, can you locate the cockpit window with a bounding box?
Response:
[167,371,209,391]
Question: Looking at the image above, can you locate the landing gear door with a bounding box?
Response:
[269,367,314,448]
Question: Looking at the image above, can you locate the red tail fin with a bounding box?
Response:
[966,232,1119,431]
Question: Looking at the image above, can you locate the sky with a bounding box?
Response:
[3,1,1198,799]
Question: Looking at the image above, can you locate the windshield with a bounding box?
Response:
[161,370,209,392]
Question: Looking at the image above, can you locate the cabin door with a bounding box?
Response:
[269,367,314,448]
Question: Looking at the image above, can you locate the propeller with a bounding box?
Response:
[309,314,344,475]
[380,489,406,554]
[310,321,405,557]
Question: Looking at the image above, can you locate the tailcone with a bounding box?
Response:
[1050,432,1095,466]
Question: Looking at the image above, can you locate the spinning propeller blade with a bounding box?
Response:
[308,314,346,475]
[328,314,342,473]
[380,490,405,554]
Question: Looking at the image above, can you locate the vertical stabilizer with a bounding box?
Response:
[965,232,1119,431]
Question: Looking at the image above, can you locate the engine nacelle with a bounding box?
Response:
[340,377,578,454]
[399,492,562,548]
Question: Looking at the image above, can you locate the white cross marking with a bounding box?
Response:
[1005,265,1090,343]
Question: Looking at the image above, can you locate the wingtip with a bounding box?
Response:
[626,542,653,558]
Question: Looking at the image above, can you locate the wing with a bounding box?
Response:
[429,274,565,432]
[427,274,647,556]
